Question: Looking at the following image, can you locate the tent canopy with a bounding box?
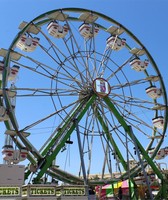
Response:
[102,180,134,190]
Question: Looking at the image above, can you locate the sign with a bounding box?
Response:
[56,186,86,196]
[22,185,56,197]
[0,187,20,197]
[56,186,85,196]
[30,187,55,196]
[63,187,85,196]
[93,78,111,97]
[22,184,86,197]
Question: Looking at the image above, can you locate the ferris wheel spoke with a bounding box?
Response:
[112,128,136,160]
[77,109,103,177]
[83,29,99,80]
[106,55,135,81]
[13,56,59,78]
[95,109,123,176]
[102,97,164,179]
[14,87,81,97]
[88,107,110,178]
[13,59,84,92]
[13,56,85,93]
[32,95,97,182]
[97,47,112,78]
[63,20,90,83]
[82,106,121,177]
[20,98,82,133]
[109,92,161,108]
[110,76,157,90]
[95,108,128,172]
[112,98,163,137]
[108,97,164,151]
[63,41,87,83]
[37,28,87,87]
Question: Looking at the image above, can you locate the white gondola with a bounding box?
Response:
[8,65,20,81]
[145,86,162,99]
[10,95,16,110]
[164,147,168,155]
[0,61,4,80]
[149,174,156,182]
[47,21,69,38]
[79,23,99,39]
[155,148,166,160]
[19,148,28,162]
[134,174,155,185]
[0,62,20,81]
[0,106,9,121]
[16,34,40,52]
[152,116,164,129]
[12,148,28,164]
[148,148,155,156]
[134,176,146,185]
[8,84,17,109]
[2,145,14,162]
[149,146,168,159]
[12,150,20,164]
[106,35,126,50]
[130,58,149,72]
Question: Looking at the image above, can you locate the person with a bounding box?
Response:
[89,186,95,195]
[118,187,123,200]
[145,189,150,199]
[88,187,96,200]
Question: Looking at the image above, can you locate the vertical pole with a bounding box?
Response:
[129,126,153,200]
[125,130,132,199]
[74,118,89,199]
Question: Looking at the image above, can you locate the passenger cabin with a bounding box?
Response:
[0,106,9,121]
[16,34,40,52]
[2,145,14,162]
[152,116,164,129]
[155,148,166,160]
[8,65,20,81]
[47,21,69,38]
[19,148,28,162]
[134,174,156,185]
[106,36,126,50]
[148,148,155,156]
[79,23,99,39]
[13,149,28,163]
[149,174,156,182]
[0,62,20,81]
[0,61,4,80]
[145,86,162,99]
[130,58,149,72]
[149,147,168,160]
[134,176,146,185]
[164,147,168,155]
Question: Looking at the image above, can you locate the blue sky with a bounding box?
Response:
[0,0,168,78]
[0,0,168,173]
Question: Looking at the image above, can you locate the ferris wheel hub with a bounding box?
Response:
[92,78,111,97]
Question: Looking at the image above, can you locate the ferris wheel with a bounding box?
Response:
[0,8,167,193]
